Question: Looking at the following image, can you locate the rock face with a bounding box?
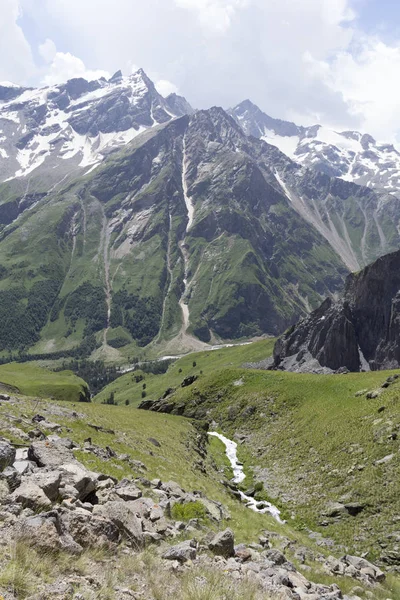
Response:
[272,248,400,372]
[0,440,16,471]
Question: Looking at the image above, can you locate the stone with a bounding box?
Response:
[17,513,63,552]
[161,481,185,498]
[324,502,347,518]
[1,466,21,491]
[28,439,76,468]
[0,393,10,400]
[0,440,16,471]
[11,482,52,509]
[375,454,394,465]
[93,501,144,548]
[115,483,142,501]
[148,437,161,447]
[61,509,120,548]
[181,375,198,387]
[28,471,62,501]
[342,554,385,582]
[162,539,197,562]
[13,460,35,475]
[263,548,287,565]
[59,463,98,500]
[208,528,235,558]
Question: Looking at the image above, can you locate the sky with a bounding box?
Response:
[2,0,400,141]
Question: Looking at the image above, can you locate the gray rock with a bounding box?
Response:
[27,470,62,501]
[93,501,144,548]
[161,481,186,498]
[61,509,119,549]
[115,482,142,501]
[59,463,98,500]
[324,502,347,518]
[162,539,197,562]
[0,440,16,471]
[11,482,52,509]
[28,439,76,468]
[208,528,235,557]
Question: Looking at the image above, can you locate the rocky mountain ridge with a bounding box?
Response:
[1,69,400,356]
[0,68,192,185]
[232,99,400,194]
[272,248,400,373]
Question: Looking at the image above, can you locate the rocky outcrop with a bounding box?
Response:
[272,249,400,372]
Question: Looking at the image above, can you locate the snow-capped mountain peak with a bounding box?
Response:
[0,69,193,184]
[231,100,400,194]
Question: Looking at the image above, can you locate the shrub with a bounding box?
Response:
[170,501,207,522]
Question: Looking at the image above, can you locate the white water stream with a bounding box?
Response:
[208,431,283,523]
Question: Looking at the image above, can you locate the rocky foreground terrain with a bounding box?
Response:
[0,391,396,599]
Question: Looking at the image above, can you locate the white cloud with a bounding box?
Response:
[310,36,400,140]
[8,0,400,141]
[155,79,179,97]
[173,0,249,34]
[40,43,109,86]
[0,0,36,84]
[38,38,57,63]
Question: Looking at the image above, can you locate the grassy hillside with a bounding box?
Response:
[142,362,400,564]
[93,338,275,405]
[0,362,89,402]
[1,350,400,597]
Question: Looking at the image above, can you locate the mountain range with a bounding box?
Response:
[0,68,400,359]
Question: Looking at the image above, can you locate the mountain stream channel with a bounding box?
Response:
[208,432,283,523]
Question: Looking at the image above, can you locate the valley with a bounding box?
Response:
[1,62,400,600]
[1,340,400,598]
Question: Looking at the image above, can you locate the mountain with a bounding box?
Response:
[1,69,400,359]
[231,100,400,271]
[0,68,192,186]
[0,102,351,357]
[271,248,400,373]
[231,99,400,193]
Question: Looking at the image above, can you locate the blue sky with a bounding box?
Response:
[354,0,400,38]
[3,0,400,141]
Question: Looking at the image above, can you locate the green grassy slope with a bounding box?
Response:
[146,363,400,562]
[0,362,89,402]
[2,342,400,596]
[93,338,275,405]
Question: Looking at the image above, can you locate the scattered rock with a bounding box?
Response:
[162,539,197,562]
[209,528,235,557]
[181,375,198,388]
[0,440,16,471]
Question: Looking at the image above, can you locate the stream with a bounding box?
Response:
[208,431,283,523]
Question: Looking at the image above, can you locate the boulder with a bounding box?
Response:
[61,509,119,549]
[208,528,235,557]
[27,471,62,501]
[59,463,98,500]
[0,440,16,471]
[343,554,385,582]
[161,481,185,498]
[115,481,142,501]
[28,439,75,468]
[11,482,52,509]
[162,539,197,562]
[17,514,63,552]
[93,501,144,548]
[324,502,347,518]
